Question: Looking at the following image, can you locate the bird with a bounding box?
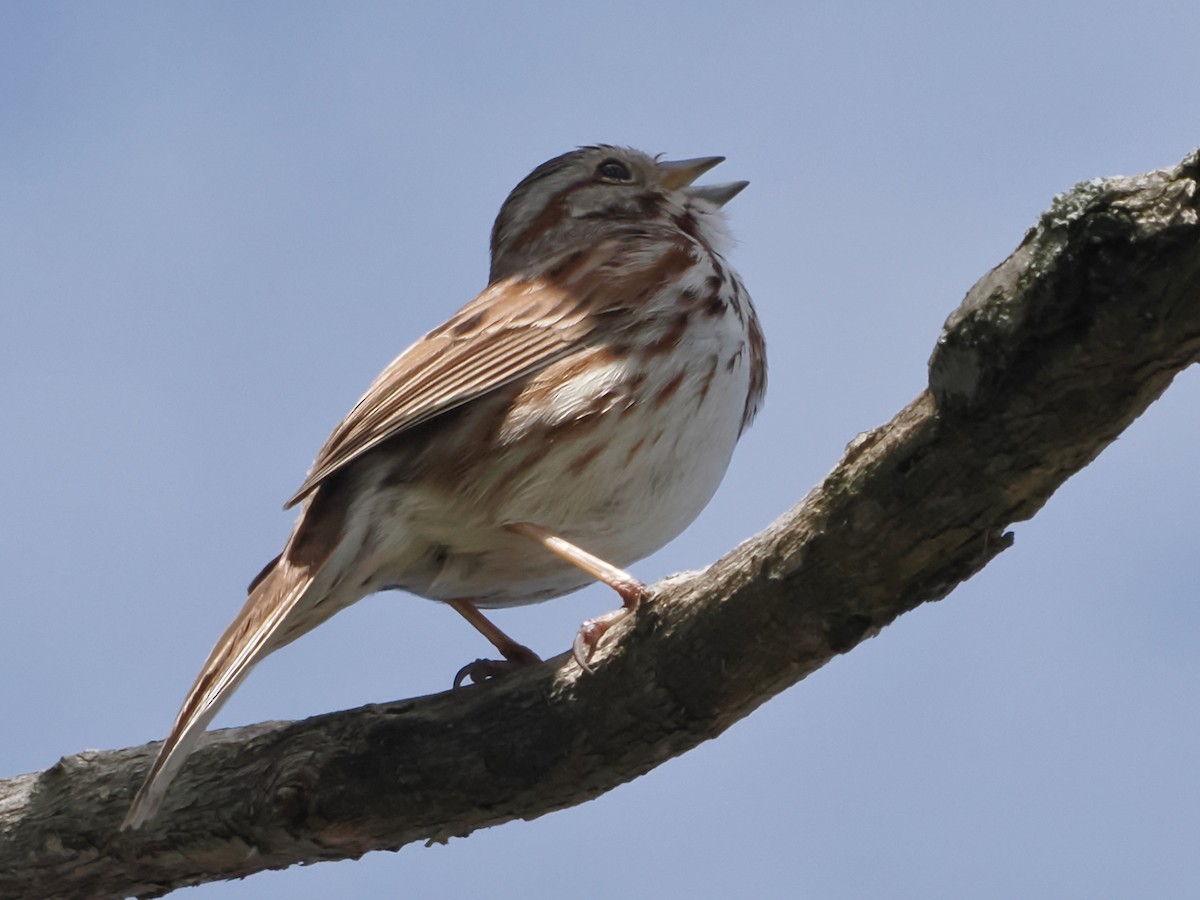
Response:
[122,144,766,829]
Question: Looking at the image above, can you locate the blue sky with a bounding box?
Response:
[3,3,1198,897]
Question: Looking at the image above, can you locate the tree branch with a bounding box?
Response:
[4,149,1198,900]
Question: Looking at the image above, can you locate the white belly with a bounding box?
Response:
[509,354,747,559]
[356,275,758,608]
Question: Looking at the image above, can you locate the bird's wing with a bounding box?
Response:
[121,273,597,827]
[285,270,621,508]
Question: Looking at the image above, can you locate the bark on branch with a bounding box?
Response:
[3,149,1199,900]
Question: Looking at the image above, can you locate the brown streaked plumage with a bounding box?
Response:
[123,145,765,830]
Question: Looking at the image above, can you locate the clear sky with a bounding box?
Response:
[3,3,1198,898]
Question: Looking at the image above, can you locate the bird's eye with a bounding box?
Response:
[597,159,632,181]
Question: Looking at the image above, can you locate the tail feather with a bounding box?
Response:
[121,557,318,830]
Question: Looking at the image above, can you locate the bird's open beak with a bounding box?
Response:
[658,155,726,191]
[686,180,749,208]
[658,156,748,207]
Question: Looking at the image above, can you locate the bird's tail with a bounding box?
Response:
[121,554,321,830]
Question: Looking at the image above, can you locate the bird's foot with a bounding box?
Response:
[572,582,649,672]
[453,644,542,688]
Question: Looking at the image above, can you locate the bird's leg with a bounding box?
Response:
[449,598,542,688]
[506,522,648,673]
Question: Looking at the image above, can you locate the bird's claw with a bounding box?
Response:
[571,606,635,673]
[572,628,599,674]
[452,646,541,689]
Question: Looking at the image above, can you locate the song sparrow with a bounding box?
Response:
[123,145,766,829]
